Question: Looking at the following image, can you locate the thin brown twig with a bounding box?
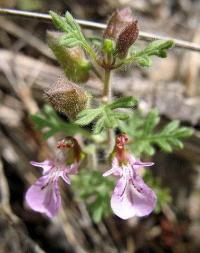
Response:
[0,8,200,52]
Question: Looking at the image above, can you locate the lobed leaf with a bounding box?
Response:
[50,11,97,60]
[125,40,174,67]
[75,108,102,126]
[47,31,91,83]
[109,96,138,109]
[31,105,89,139]
[120,109,193,156]
[49,11,68,32]
[75,96,136,134]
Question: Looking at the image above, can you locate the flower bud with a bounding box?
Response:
[47,31,91,82]
[116,21,139,58]
[103,7,134,40]
[102,39,116,54]
[103,8,139,59]
[45,77,89,120]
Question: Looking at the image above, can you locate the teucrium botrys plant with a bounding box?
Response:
[26,8,193,222]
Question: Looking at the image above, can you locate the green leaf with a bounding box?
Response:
[43,128,59,140]
[49,11,97,60]
[120,109,193,156]
[30,114,50,129]
[144,40,174,57]
[49,11,68,32]
[59,34,80,48]
[47,32,91,83]
[109,96,138,109]
[72,170,115,223]
[173,127,193,138]
[92,204,104,223]
[137,55,152,67]
[143,110,160,134]
[75,108,102,126]
[31,105,89,139]
[155,139,172,152]
[75,96,137,134]
[102,107,118,128]
[125,40,174,67]
[93,117,105,134]
[162,120,180,133]
[111,111,129,120]
[87,36,102,47]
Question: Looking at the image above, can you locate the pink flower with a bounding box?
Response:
[103,134,156,220]
[25,137,80,217]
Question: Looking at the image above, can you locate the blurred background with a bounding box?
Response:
[0,0,200,253]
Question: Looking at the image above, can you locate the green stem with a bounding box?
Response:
[103,69,112,102]
[103,69,115,155]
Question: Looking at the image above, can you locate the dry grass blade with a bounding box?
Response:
[0,8,200,52]
[0,16,53,59]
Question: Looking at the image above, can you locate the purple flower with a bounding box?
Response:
[26,137,81,218]
[25,159,78,217]
[103,155,156,220]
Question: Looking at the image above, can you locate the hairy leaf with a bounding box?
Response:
[125,40,174,67]
[75,96,137,134]
[31,105,89,139]
[50,11,97,60]
[109,96,138,109]
[47,32,91,82]
[120,109,193,156]
[75,108,103,126]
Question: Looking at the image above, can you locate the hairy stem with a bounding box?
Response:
[103,69,115,155]
[103,69,112,101]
